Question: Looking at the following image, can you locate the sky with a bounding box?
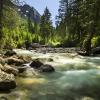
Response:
[20,0,60,26]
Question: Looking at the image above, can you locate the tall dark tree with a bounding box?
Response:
[57,0,100,54]
[40,7,53,43]
[27,10,34,33]
[56,0,69,38]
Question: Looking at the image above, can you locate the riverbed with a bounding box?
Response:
[0,49,100,100]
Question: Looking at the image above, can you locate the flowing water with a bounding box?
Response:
[1,49,100,100]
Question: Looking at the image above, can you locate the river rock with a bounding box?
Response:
[18,55,32,63]
[23,68,38,77]
[31,43,41,48]
[30,60,43,68]
[0,64,18,75]
[4,64,18,75]
[0,64,4,71]
[0,57,5,65]
[91,46,100,54]
[30,60,55,72]
[17,65,30,73]
[0,69,16,91]
[6,57,24,66]
[48,58,53,62]
[39,64,55,72]
[77,51,89,56]
[0,96,8,100]
[4,50,16,57]
[0,80,16,91]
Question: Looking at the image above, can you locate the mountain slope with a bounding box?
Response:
[17,4,41,23]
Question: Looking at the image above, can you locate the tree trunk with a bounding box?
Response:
[83,34,93,56]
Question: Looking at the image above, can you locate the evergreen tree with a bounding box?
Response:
[34,22,39,34]
[56,0,69,38]
[40,7,53,43]
[27,10,34,33]
[57,0,100,54]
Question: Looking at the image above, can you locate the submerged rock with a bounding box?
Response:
[39,64,55,72]
[17,65,30,73]
[48,58,53,62]
[22,68,38,77]
[0,69,16,91]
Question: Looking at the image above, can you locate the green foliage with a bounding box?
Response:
[0,0,35,49]
[40,7,53,44]
[92,36,100,47]
[56,0,100,50]
[47,34,62,46]
[2,27,33,48]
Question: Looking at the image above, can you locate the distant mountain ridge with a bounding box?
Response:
[17,4,41,23]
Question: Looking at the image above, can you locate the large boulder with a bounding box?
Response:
[30,60,43,69]
[6,57,24,66]
[18,55,32,63]
[0,81,16,91]
[91,46,100,54]
[0,69,16,91]
[4,64,18,75]
[0,64,18,75]
[30,60,55,73]
[39,64,55,72]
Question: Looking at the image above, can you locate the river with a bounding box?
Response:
[1,49,100,100]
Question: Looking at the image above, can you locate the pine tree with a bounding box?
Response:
[57,0,100,52]
[56,0,69,38]
[40,7,53,43]
[27,10,34,33]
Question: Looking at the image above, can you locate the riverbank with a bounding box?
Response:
[0,48,56,92]
[31,47,78,53]
[0,48,100,100]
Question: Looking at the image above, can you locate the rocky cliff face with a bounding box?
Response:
[17,4,41,23]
